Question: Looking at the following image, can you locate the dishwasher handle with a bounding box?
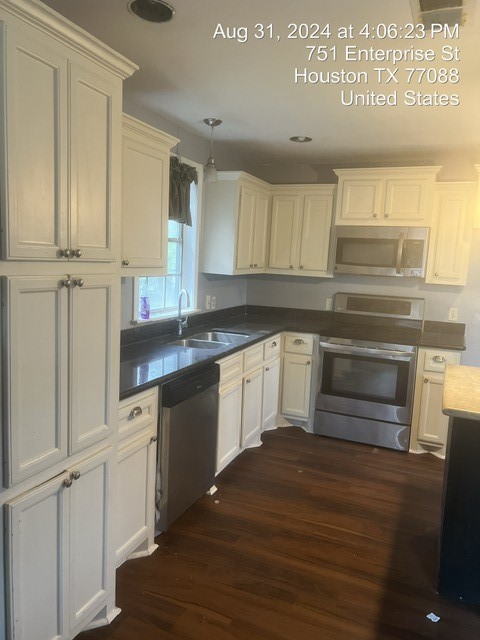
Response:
[162,364,219,408]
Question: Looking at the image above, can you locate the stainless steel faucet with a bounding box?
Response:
[177,288,190,336]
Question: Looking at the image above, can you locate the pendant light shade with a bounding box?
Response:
[203,118,222,183]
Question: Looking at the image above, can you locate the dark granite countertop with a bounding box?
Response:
[120,306,466,400]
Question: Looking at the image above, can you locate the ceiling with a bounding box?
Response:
[42,0,480,173]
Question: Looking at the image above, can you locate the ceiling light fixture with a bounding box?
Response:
[290,136,313,143]
[128,0,175,23]
[203,118,222,183]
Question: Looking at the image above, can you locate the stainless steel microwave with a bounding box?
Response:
[334,226,429,277]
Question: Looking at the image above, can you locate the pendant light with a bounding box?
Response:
[203,118,222,183]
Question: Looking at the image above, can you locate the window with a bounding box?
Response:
[135,156,202,322]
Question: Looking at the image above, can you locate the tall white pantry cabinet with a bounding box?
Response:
[0,1,137,639]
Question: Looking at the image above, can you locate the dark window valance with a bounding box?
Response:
[169,156,198,226]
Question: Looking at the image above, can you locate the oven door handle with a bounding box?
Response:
[319,342,415,360]
[396,232,406,275]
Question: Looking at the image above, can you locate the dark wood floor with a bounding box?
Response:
[81,427,480,640]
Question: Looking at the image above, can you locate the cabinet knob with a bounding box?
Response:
[289,265,294,269]
[265,367,270,372]
[75,278,84,288]
[129,406,143,420]
[246,378,251,384]
[73,249,83,258]
[384,213,390,218]
[122,259,130,266]
[433,355,446,363]
[59,248,73,259]
[250,264,254,268]
[63,477,73,488]
[254,263,258,267]
[424,377,429,383]
[61,276,76,289]
[71,470,81,480]
[150,435,158,444]
[435,272,439,277]
[299,265,304,269]
[306,361,311,365]
[373,214,378,219]
[272,341,277,347]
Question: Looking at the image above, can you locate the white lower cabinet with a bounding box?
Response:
[241,367,263,447]
[411,347,461,455]
[5,447,114,640]
[216,379,243,473]
[262,358,280,431]
[281,333,315,421]
[116,388,158,566]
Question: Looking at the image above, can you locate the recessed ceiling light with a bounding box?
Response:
[128,0,175,23]
[290,136,313,143]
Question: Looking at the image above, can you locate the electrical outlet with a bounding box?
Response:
[448,307,459,322]
[205,295,211,310]
[326,297,333,311]
[211,296,216,309]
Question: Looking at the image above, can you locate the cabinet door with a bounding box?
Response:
[68,448,113,632]
[252,191,270,269]
[426,185,475,286]
[262,358,280,431]
[70,276,115,453]
[241,368,263,447]
[3,24,68,259]
[299,194,332,273]
[384,179,431,224]
[121,135,168,271]
[417,374,449,445]
[236,186,255,270]
[3,277,68,485]
[116,433,157,566]
[336,179,384,224]
[69,63,120,261]
[281,354,312,419]
[268,195,302,269]
[217,379,243,473]
[5,471,71,640]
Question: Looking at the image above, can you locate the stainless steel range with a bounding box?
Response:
[314,293,425,451]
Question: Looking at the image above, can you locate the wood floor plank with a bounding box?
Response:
[80,427,480,640]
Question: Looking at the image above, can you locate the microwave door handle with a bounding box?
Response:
[396,232,406,275]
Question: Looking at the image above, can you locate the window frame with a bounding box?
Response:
[132,155,203,324]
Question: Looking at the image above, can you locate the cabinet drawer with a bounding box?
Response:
[244,344,264,371]
[263,334,281,361]
[283,333,314,355]
[119,388,158,441]
[423,349,461,374]
[217,353,243,385]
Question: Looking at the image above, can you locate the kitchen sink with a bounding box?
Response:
[172,338,228,349]
[191,330,250,343]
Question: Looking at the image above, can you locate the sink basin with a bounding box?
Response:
[191,331,250,343]
[172,338,228,350]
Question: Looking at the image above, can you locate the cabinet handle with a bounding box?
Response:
[129,406,143,420]
[384,213,389,218]
[424,378,429,383]
[246,379,251,384]
[272,341,277,347]
[433,356,446,363]
[293,339,305,345]
[59,248,73,259]
[63,477,73,488]
[75,278,84,288]
[265,367,270,372]
[122,259,130,266]
[71,470,81,480]
[306,361,311,365]
[73,249,83,258]
[61,276,76,289]
[150,435,158,444]
[373,214,378,219]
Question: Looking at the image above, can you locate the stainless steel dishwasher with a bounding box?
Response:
[157,363,219,531]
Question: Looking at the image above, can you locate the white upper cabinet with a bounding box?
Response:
[268,185,334,276]
[3,275,118,486]
[425,182,476,286]
[334,167,440,226]
[202,171,271,275]
[0,3,137,261]
[121,115,178,273]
